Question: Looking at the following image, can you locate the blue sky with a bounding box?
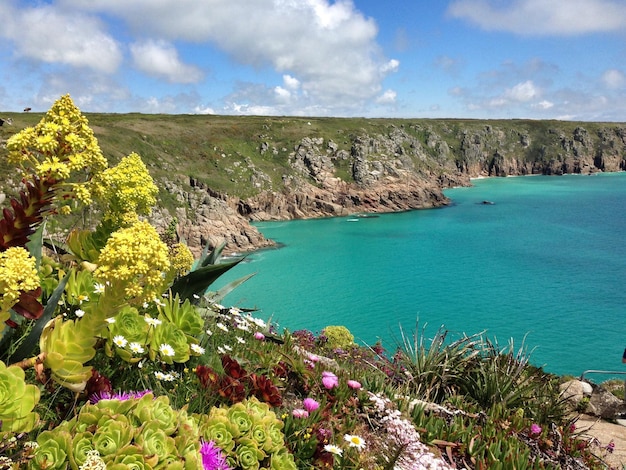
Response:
[0,0,625,120]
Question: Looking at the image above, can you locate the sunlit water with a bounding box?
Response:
[215,173,626,379]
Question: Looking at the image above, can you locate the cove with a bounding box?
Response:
[215,173,626,378]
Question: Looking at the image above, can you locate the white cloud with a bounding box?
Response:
[533,100,554,109]
[447,0,626,36]
[601,69,625,89]
[376,89,397,104]
[283,75,301,90]
[0,3,122,73]
[505,80,539,102]
[130,40,203,83]
[60,0,398,110]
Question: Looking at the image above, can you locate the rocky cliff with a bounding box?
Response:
[1,115,625,255]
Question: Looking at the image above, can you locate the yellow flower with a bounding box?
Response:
[92,152,158,228]
[0,248,39,331]
[95,221,170,303]
[169,243,194,276]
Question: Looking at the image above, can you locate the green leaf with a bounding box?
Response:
[209,273,255,303]
[170,258,242,303]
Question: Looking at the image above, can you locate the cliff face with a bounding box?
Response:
[1,115,625,255]
[160,121,625,254]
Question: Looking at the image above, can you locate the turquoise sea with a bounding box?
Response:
[216,173,626,379]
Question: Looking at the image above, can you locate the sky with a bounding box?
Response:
[0,0,625,121]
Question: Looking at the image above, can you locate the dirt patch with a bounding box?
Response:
[575,414,626,468]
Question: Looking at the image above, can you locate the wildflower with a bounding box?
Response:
[93,283,106,294]
[229,307,241,315]
[191,344,206,355]
[223,344,232,352]
[154,371,177,382]
[200,440,230,470]
[112,335,128,348]
[145,315,162,327]
[216,322,229,332]
[324,444,343,456]
[105,317,115,324]
[206,329,213,336]
[153,297,166,307]
[75,309,85,318]
[344,434,366,451]
[0,247,39,318]
[254,332,265,341]
[78,449,106,470]
[154,371,167,381]
[347,380,362,390]
[606,440,615,453]
[303,398,320,412]
[236,336,245,344]
[530,423,542,436]
[159,343,175,357]
[292,409,309,418]
[129,342,145,354]
[249,316,267,328]
[307,353,320,363]
[322,371,339,390]
[94,220,170,302]
[217,346,226,355]
[236,322,250,332]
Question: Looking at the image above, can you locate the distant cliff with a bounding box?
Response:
[1,114,625,254]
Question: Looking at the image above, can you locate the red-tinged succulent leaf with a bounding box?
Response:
[221,355,248,380]
[196,365,220,388]
[11,288,44,320]
[250,373,282,407]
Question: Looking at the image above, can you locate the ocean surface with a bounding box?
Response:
[215,173,626,379]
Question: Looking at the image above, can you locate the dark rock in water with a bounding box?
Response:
[478,200,495,205]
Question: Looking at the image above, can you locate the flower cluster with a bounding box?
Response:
[0,247,39,331]
[95,220,170,302]
[92,152,158,228]
[5,94,107,206]
[367,392,453,470]
[169,243,195,277]
[195,397,297,470]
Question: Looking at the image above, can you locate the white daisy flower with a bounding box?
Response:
[145,316,162,327]
[93,283,106,294]
[154,371,167,380]
[323,444,343,456]
[236,336,246,344]
[217,346,226,355]
[75,309,85,318]
[223,344,232,352]
[206,329,213,336]
[343,434,366,451]
[159,343,175,357]
[129,342,145,354]
[216,322,229,332]
[113,335,128,348]
[153,298,166,307]
[190,344,205,355]
[105,317,116,324]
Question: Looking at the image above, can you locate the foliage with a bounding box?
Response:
[321,325,355,350]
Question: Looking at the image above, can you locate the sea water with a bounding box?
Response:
[215,173,626,379]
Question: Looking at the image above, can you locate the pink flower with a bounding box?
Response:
[307,353,320,362]
[254,332,265,341]
[530,424,542,435]
[347,380,362,390]
[321,371,339,389]
[292,408,309,418]
[303,398,320,412]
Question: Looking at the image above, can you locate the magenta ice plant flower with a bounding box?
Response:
[292,409,309,418]
[303,398,320,412]
[200,440,230,470]
[254,332,265,340]
[530,424,542,435]
[347,380,362,390]
[321,371,339,389]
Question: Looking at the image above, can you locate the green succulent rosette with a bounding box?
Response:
[198,413,236,453]
[135,421,176,464]
[235,437,266,470]
[227,402,254,436]
[149,321,190,364]
[69,431,95,469]
[0,360,40,433]
[158,294,204,339]
[31,429,72,469]
[103,444,158,469]
[93,415,134,457]
[132,394,178,436]
[269,448,298,470]
[106,306,149,362]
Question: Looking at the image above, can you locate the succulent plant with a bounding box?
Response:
[0,360,40,434]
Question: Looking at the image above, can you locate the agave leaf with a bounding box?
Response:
[203,240,226,267]
[170,258,243,303]
[25,223,44,269]
[209,273,256,303]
